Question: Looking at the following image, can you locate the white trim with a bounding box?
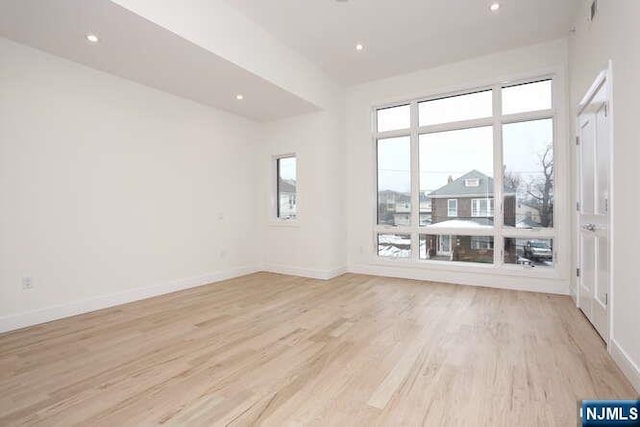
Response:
[347,264,569,295]
[610,339,640,394]
[370,255,562,280]
[0,266,259,334]
[575,62,615,348]
[262,264,347,281]
[267,220,300,228]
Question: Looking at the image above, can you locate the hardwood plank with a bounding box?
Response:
[0,273,636,426]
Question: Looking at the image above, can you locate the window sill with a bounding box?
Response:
[268,220,300,228]
[371,256,564,280]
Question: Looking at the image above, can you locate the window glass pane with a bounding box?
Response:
[377,105,410,132]
[378,136,411,226]
[447,199,457,217]
[502,80,552,115]
[378,234,411,258]
[419,126,494,229]
[420,234,494,264]
[419,90,492,126]
[277,157,297,220]
[504,238,554,268]
[503,119,554,229]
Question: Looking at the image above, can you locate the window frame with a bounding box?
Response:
[371,74,564,278]
[273,153,298,223]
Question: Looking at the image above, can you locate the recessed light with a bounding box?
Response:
[86,34,99,43]
[489,2,501,12]
[355,43,364,51]
[235,94,244,101]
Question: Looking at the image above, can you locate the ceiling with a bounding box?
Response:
[0,0,581,120]
[224,0,581,85]
[0,0,318,121]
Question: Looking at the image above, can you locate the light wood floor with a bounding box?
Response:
[0,273,636,426]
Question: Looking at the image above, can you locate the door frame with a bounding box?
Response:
[575,60,614,349]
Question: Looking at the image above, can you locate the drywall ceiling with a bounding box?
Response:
[224,0,581,85]
[0,0,318,121]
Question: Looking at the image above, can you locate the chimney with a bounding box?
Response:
[447,175,454,184]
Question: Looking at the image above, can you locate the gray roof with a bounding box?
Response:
[428,170,494,198]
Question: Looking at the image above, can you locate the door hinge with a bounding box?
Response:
[605,293,608,305]
[576,136,580,146]
[604,103,608,117]
[576,201,581,212]
[576,268,581,277]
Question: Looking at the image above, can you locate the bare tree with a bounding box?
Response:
[525,144,554,227]
[503,169,521,194]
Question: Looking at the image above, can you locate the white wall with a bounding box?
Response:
[0,38,261,330]
[568,0,640,392]
[345,39,572,294]
[259,108,347,279]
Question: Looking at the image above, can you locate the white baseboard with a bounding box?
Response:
[0,266,259,334]
[347,264,569,295]
[262,264,347,281]
[611,339,640,394]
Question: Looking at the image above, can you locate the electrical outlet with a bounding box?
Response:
[22,276,34,290]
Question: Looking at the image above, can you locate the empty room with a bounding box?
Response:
[1,0,639,425]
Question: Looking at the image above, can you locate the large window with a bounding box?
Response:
[374,78,557,271]
[276,155,297,220]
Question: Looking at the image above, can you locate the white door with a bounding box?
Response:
[577,68,612,342]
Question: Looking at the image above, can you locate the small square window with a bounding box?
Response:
[420,234,494,264]
[419,90,492,126]
[504,238,554,268]
[502,80,552,115]
[377,105,410,132]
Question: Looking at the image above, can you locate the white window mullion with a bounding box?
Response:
[410,101,420,261]
[493,85,504,267]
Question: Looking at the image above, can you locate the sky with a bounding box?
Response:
[279,157,296,181]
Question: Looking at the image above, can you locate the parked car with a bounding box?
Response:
[523,240,552,261]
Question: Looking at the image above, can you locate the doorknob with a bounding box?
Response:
[582,224,597,232]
